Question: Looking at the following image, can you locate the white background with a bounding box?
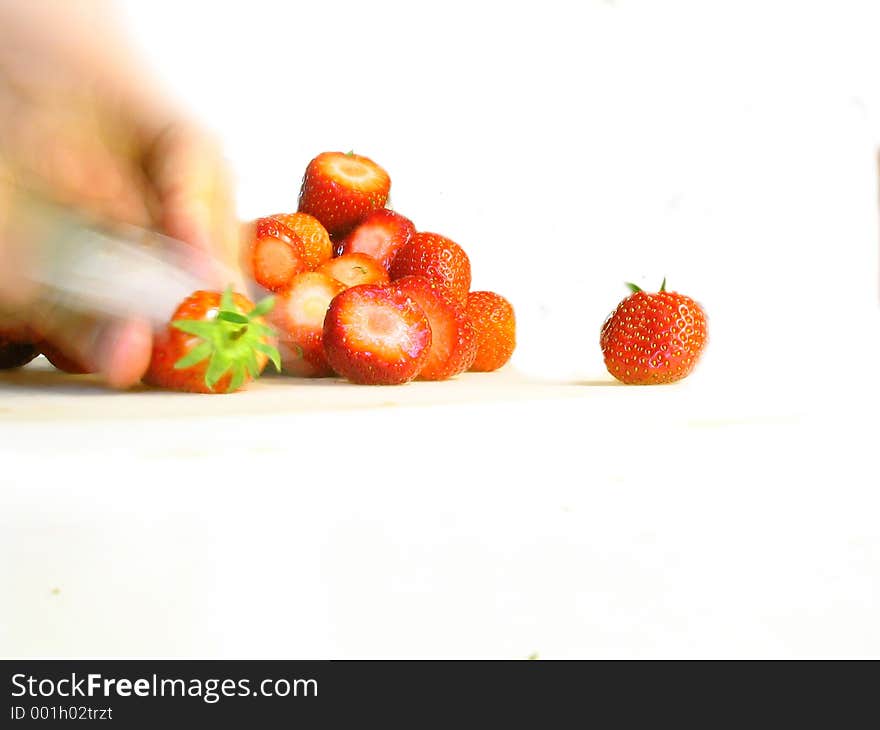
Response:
[1,0,879,659]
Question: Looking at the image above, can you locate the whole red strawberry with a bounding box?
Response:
[298,151,390,236]
[144,288,280,393]
[600,280,707,385]
[466,291,516,372]
[389,232,471,304]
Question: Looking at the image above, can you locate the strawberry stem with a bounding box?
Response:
[660,277,667,292]
[625,282,642,293]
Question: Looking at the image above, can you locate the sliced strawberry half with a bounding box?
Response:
[394,275,477,380]
[322,284,431,385]
[337,209,415,270]
[246,217,309,292]
[269,271,346,377]
[271,212,333,270]
[298,151,391,236]
[318,252,390,288]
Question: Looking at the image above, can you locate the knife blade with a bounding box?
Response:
[6,189,243,327]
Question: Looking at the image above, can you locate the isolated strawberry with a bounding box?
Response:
[390,232,471,304]
[271,212,333,270]
[298,151,391,236]
[318,252,390,288]
[600,280,707,385]
[246,216,309,292]
[395,275,477,380]
[322,284,431,385]
[270,272,346,377]
[143,288,280,393]
[466,291,516,372]
[337,209,415,270]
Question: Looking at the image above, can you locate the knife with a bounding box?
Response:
[6,189,243,327]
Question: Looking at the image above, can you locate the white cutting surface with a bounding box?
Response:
[2,0,880,658]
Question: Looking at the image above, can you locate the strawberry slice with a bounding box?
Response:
[246,217,309,292]
[269,271,346,377]
[271,212,333,270]
[466,291,516,372]
[394,275,477,380]
[322,284,431,385]
[298,151,391,236]
[318,252,390,288]
[337,209,415,270]
[390,232,471,304]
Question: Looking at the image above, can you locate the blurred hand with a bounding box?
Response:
[0,0,239,388]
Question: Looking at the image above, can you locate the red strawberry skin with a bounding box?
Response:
[394,275,477,380]
[144,291,270,394]
[600,288,708,384]
[322,284,431,385]
[466,291,516,372]
[298,151,391,236]
[337,209,415,270]
[270,212,333,270]
[390,232,471,304]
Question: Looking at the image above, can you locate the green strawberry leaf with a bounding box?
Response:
[249,295,276,318]
[173,341,213,370]
[217,310,249,325]
[172,320,218,338]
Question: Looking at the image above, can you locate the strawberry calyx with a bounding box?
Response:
[171,286,281,393]
[625,277,667,294]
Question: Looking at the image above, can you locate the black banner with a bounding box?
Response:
[2,659,877,725]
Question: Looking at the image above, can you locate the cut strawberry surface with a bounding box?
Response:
[390,232,471,304]
[322,284,431,385]
[248,217,309,292]
[338,209,415,270]
[271,212,333,270]
[394,275,477,380]
[318,252,389,288]
[298,151,391,236]
[270,272,346,377]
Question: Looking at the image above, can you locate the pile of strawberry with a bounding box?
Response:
[1,150,711,392]
[240,150,517,387]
